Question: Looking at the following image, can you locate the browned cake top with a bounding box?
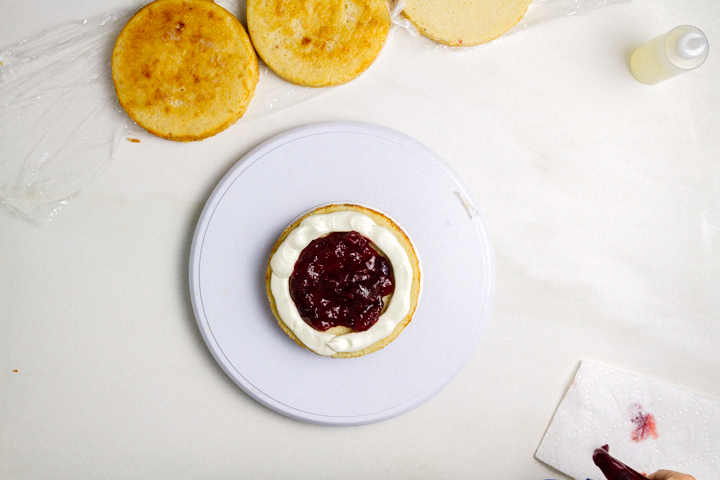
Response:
[112,0,259,141]
[248,0,390,87]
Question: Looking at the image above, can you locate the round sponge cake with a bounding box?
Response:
[247,0,390,87]
[112,0,259,141]
[266,204,422,358]
[403,0,532,46]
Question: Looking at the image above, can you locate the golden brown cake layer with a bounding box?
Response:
[112,0,259,141]
[248,0,390,87]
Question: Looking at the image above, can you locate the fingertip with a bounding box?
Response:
[646,471,696,480]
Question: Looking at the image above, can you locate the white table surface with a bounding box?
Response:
[1,0,719,478]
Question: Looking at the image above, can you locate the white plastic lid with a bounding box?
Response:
[675,31,708,60]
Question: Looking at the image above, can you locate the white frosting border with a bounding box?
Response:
[270,209,414,356]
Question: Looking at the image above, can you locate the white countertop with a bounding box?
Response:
[2,0,719,477]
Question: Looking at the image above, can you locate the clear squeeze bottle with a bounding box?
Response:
[630,25,709,85]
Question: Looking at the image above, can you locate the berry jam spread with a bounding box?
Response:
[289,231,394,332]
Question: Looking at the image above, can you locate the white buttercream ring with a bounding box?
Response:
[265,203,422,358]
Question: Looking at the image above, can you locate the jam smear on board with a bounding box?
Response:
[630,403,659,442]
[289,231,394,332]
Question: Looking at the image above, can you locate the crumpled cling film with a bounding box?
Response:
[0,0,333,223]
[1,0,626,223]
[0,12,128,222]
[392,0,633,49]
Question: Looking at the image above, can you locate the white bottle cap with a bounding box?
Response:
[675,32,708,60]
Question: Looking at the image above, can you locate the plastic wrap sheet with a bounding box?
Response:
[0,0,628,222]
[0,12,128,222]
[0,0,329,223]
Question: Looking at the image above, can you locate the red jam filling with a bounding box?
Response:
[289,231,394,332]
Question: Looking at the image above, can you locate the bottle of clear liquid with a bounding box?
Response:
[630,25,709,85]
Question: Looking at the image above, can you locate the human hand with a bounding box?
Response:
[647,470,696,480]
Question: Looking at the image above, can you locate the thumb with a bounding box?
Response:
[647,470,696,480]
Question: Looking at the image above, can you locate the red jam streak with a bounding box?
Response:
[630,404,658,442]
[289,231,394,332]
[593,445,647,480]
